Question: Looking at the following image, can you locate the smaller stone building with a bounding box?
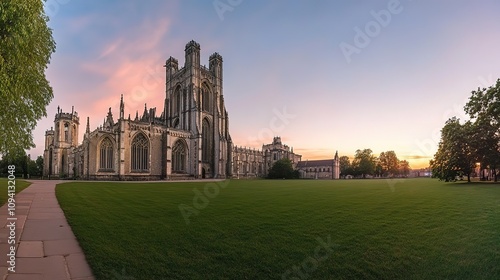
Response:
[43,106,80,178]
[231,136,302,178]
[296,151,340,179]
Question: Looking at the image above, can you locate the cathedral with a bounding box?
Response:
[43,41,340,180]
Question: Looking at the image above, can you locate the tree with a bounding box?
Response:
[374,159,383,177]
[0,150,26,177]
[0,0,56,155]
[267,158,299,179]
[430,118,476,182]
[352,149,376,178]
[468,118,500,181]
[339,156,351,178]
[378,151,400,177]
[35,155,44,177]
[399,160,410,177]
[0,152,42,178]
[464,79,500,181]
[464,79,500,126]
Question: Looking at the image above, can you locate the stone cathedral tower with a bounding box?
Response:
[164,40,231,178]
[43,106,80,178]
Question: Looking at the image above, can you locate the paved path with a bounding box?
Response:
[0,180,94,280]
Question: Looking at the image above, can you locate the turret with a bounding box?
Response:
[44,127,55,150]
[104,107,114,129]
[209,52,223,81]
[185,40,200,68]
[333,151,340,179]
[54,106,80,147]
[165,56,179,78]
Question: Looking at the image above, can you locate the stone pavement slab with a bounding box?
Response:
[16,242,43,258]
[0,180,95,280]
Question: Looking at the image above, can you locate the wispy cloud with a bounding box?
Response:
[76,18,171,124]
[98,38,123,59]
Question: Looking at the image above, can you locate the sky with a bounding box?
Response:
[30,0,500,168]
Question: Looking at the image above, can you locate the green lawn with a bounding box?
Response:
[56,179,500,280]
[0,178,31,206]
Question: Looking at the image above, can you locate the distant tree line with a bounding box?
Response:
[430,79,500,182]
[267,151,410,180]
[339,149,410,179]
[0,150,43,178]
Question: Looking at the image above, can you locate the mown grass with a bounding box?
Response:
[0,178,31,206]
[56,179,500,279]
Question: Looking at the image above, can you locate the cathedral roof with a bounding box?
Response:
[296,159,334,168]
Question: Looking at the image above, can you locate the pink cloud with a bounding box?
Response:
[98,38,123,59]
[74,18,172,125]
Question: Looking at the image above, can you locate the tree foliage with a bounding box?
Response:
[267,158,299,179]
[464,79,500,181]
[379,151,400,177]
[464,79,500,126]
[339,150,410,178]
[0,151,42,177]
[0,0,56,155]
[352,149,376,178]
[339,156,351,177]
[399,160,410,177]
[430,118,476,182]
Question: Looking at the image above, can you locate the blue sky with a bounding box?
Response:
[32,0,500,168]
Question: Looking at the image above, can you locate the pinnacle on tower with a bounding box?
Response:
[105,107,114,127]
[141,103,149,121]
[120,94,124,119]
[86,117,90,134]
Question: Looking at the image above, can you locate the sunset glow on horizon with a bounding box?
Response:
[30,0,500,169]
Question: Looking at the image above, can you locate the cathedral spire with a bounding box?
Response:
[119,94,124,119]
[141,103,149,122]
[86,117,90,134]
[105,107,114,127]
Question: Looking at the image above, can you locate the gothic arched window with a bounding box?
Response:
[174,87,181,117]
[99,138,114,171]
[202,84,211,113]
[202,119,212,163]
[131,133,149,172]
[64,123,69,142]
[172,140,187,173]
